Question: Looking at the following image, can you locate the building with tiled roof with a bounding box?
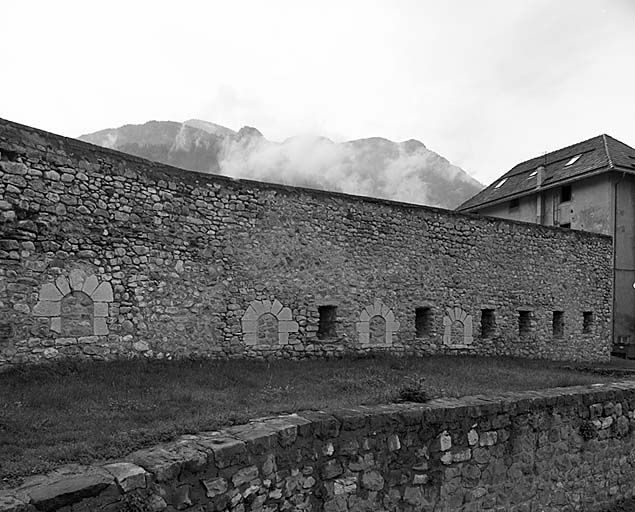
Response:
[457,134,635,353]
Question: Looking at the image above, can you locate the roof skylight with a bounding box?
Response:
[494,178,508,189]
[565,155,581,166]
[527,170,537,179]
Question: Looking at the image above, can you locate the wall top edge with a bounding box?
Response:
[0,117,611,242]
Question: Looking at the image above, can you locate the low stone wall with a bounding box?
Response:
[3,382,635,511]
[0,118,613,367]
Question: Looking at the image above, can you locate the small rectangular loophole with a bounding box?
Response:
[415,307,433,337]
[480,309,495,338]
[553,311,564,339]
[518,311,531,338]
[317,306,337,339]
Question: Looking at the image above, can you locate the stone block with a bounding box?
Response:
[278,307,293,321]
[93,318,109,335]
[241,320,257,334]
[102,462,148,493]
[432,431,452,452]
[18,465,114,511]
[39,283,62,302]
[202,477,227,498]
[361,470,384,491]
[231,465,259,487]
[323,460,344,480]
[242,306,258,322]
[91,282,113,302]
[129,448,182,482]
[82,275,99,296]
[386,321,400,332]
[133,341,149,352]
[243,332,257,346]
[279,320,299,333]
[271,299,283,316]
[33,301,61,317]
[479,431,498,447]
[251,300,268,316]
[43,348,58,359]
[50,317,61,333]
[55,276,71,296]
[94,302,108,317]
[387,434,401,451]
[0,491,29,512]
[195,435,247,469]
[69,269,86,291]
[78,336,98,345]
[55,337,77,346]
[356,322,370,334]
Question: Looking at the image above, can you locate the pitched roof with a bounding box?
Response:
[457,134,635,212]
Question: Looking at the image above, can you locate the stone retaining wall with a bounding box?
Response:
[0,118,613,368]
[3,382,635,511]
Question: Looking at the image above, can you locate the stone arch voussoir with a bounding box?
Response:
[442,305,473,347]
[356,299,400,347]
[241,299,299,346]
[33,269,113,337]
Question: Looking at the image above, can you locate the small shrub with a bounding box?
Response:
[397,377,430,403]
[579,420,597,441]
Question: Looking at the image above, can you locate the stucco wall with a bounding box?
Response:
[0,118,613,367]
[4,382,635,511]
[614,174,635,343]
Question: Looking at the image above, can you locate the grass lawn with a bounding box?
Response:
[0,355,630,487]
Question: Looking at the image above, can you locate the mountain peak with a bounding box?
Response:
[184,119,236,138]
[237,126,263,139]
[79,119,483,208]
[400,139,427,152]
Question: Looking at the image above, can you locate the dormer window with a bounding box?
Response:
[565,155,581,166]
[494,178,508,189]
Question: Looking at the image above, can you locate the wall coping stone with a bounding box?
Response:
[4,380,635,511]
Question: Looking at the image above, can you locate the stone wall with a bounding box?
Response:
[0,118,613,368]
[4,382,635,511]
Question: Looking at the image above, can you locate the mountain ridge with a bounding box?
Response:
[79,119,482,208]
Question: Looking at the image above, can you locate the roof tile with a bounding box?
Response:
[458,134,635,211]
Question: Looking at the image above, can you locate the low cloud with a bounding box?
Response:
[218,133,478,207]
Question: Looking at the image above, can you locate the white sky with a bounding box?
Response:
[1,0,634,185]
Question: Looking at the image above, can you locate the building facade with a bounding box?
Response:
[458,134,635,349]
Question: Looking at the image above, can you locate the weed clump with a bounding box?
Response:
[397,377,430,403]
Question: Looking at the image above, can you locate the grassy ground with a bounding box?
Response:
[0,355,630,487]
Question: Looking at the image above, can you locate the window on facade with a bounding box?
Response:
[317,306,337,339]
[582,312,594,334]
[560,223,571,229]
[552,311,564,338]
[509,198,519,211]
[518,311,531,337]
[560,185,572,202]
[480,309,496,338]
[415,307,433,337]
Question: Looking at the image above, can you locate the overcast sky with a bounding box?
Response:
[1,0,634,184]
